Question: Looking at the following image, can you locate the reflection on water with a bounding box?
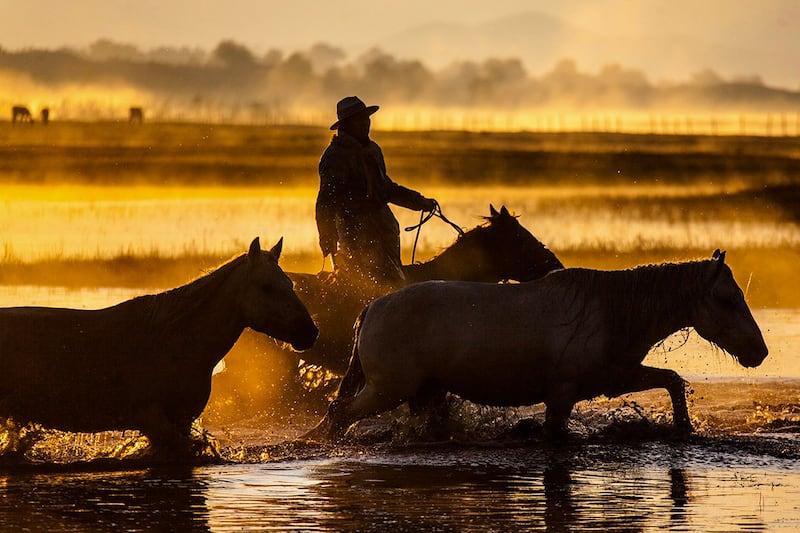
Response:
[0,467,210,531]
[2,444,798,531]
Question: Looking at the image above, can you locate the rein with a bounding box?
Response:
[404,200,464,264]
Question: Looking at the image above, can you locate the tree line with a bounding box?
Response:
[1,39,799,121]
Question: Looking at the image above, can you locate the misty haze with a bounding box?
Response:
[1,38,799,132]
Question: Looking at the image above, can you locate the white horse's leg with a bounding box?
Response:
[605,365,693,432]
[344,382,407,422]
[408,383,450,440]
[328,381,407,440]
[408,382,448,417]
[612,365,691,431]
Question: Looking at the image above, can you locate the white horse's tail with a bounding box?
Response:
[300,304,370,443]
[334,304,369,401]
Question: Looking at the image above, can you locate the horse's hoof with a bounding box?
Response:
[674,421,694,437]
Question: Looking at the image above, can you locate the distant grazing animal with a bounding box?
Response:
[0,238,318,455]
[40,108,49,125]
[286,205,563,373]
[11,106,33,123]
[129,107,144,124]
[306,250,768,441]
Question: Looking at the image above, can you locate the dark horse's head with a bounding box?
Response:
[692,250,768,368]
[240,238,318,351]
[409,205,562,283]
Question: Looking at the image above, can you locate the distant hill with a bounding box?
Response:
[376,8,800,88]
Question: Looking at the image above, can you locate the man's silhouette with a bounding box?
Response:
[316,96,436,284]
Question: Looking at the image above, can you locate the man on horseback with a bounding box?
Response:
[316,96,437,285]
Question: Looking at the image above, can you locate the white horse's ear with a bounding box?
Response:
[248,237,262,260]
[490,204,499,217]
[269,237,284,261]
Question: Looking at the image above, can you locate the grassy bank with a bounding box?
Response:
[1,122,799,187]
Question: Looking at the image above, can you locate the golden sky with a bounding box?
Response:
[3,0,799,87]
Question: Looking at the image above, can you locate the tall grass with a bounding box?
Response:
[2,122,798,308]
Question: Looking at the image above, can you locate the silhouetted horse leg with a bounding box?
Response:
[408,382,448,418]
[302,390,380,443]
[408,382,450,440]
[544,383,578,439]
[329,383,406,442]
[138,409,197,460]
[611,365,692,432]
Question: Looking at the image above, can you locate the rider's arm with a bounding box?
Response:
[373,144,436,211]
[386,180,436,211]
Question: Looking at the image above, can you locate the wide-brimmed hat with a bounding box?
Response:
[329,96,379,130]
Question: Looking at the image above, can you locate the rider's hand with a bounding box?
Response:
[421,197,437,211]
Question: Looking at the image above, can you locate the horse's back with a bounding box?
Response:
[357,279,575,403]
[0,305,129,354]
[0,304,151,404]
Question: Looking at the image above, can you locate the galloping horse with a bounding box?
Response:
[307,251,768,441]
[0,238,318,454]
[287,205,563,373]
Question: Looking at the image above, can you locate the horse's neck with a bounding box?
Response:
[403,261,440,283]
[405,238,491,283]
[602,263,700,355]
[149,264,245,361]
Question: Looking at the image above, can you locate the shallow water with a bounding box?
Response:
[2,440,799,531]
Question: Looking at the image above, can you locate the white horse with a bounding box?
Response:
[306,251,768,441]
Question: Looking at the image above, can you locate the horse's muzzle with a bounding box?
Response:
[737,341,769,368]
[291,323,319,351]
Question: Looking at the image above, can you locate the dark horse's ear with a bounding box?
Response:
[268,237,284,261]
[712,249,726,264]
[490,204,499,217]
[500,206,511,218]
[248,237,262,260]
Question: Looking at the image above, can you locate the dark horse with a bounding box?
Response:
[287,205,563,374]
[0,238,318,455]
[11,106,33,123]
[306,251,768,441]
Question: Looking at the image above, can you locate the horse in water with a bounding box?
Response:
[287,205,563,374]
[0,238,318,456]
[306,250,768,441]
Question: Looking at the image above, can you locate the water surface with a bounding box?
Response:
[2,441,799,531]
